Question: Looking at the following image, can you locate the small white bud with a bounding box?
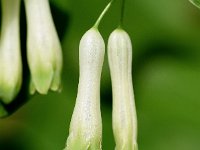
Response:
[108,28,138,150]
[0,0,22,104]
[65,28,104,150]
[24,0,63,94]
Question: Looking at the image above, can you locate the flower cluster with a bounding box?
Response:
[108,28,138,150]
[0,0,62,105]
[0,0,137,149]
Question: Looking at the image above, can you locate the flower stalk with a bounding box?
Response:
[0,0,22,104]
[119,0,126,27]
[93,0,114,28]
[189,0,200,9]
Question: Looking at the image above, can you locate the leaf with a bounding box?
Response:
[189,0,200,9]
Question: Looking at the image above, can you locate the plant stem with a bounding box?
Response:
[93,0,114,28]
[119,0,126,28]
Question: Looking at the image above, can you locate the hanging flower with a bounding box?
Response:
[108,28,138,150]
[65,1,114,149]
[24,0,63,94]
[65,28,104,150]
[0,0,22,104]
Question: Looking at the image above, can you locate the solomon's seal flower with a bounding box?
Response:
[108,28,138,150]
[65,1,114,149]
[0,0,22,104]
[65,28,104,150]
[24,0,63,94]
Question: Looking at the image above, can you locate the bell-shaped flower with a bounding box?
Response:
[64,0,114,148]
[65,28,104,150]
[0,0,22,104]
[24,0,63,94]
[108,28,138,150]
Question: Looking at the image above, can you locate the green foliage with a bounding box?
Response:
[50,0,69,12]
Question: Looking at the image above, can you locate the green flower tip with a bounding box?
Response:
[65,133,102,150]
[0,80,21,104]
[30,63,62,95]
[116,143,138,150]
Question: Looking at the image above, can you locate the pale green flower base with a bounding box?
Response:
[189,0,200,9]
[30,64,61,94]
[65,132,101,150]
[115,143,138,150]
[50,71,62,92]
[30,65,53,94]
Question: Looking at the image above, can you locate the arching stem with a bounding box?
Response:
[93,0,114,28]
[119,0,126,28]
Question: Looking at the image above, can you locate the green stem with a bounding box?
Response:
[119,0,126,28]
[93,0,114,28]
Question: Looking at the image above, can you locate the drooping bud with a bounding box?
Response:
[24,0,63,94]
[65,28,104,150]
[108,28,138,150]
[0,0,22,104]
[64,1,114,149]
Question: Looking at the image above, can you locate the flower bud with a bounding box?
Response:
[108,28,138,150]
[0,0,22,104]
[65,28,104,150]
[24,0,63,94]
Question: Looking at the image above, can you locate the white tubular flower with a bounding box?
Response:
[65,28,104,150]
[0,0,22,104]
[24,0,63,94]
[108,28,138,150]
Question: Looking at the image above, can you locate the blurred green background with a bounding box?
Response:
[1,0,200,149]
